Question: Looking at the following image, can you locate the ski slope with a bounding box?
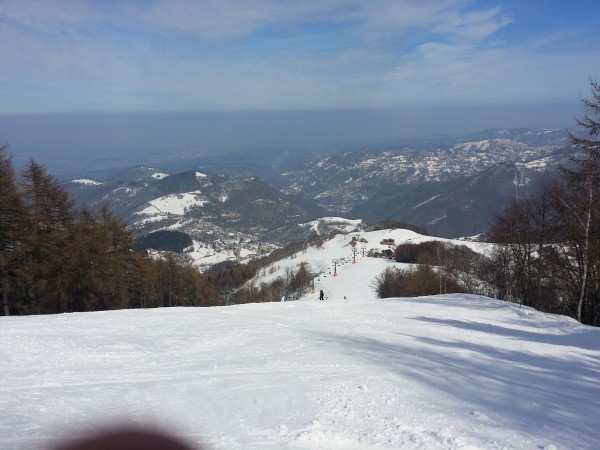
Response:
[1,230,599,450]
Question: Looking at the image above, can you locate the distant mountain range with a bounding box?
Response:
[65,127,571,265]
[277,128,568,235]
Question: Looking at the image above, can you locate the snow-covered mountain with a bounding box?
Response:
[65,128,569,265]
[278,129,568,236]
[2,227,598,450]
[279,131,566,214]
[67,168,326,233]
[65,169,364,269]
[349,161,558,237]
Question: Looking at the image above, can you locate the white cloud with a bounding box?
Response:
[0,0,596,112]
[1,1,510,45]
[1,0,101,30]
[432,6,512,39]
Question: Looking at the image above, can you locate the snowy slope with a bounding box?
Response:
[252,228,488,289]
[1,231,599,450]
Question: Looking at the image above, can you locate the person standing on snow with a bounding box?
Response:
[319,290,324,301]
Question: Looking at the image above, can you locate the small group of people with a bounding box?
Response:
[317,290,348,301]
[282,291,348,301]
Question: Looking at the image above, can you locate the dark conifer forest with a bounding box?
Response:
[0,150,221,314]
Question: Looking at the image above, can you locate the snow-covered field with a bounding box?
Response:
[1,230,599,450]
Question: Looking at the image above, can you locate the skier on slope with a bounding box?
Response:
[319,290,324,301]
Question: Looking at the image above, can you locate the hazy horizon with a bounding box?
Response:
[0,103,579,177]
[1,1,597,177]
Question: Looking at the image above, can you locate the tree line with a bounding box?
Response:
[373,240,490,299]
[206,239,319,304]
[484,80,600,326]
[0,151,222,315]
[0,150,320,316]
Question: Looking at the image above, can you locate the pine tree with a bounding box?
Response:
[19,160,74,313]
[0,145,24,315]
[65,208,107,311]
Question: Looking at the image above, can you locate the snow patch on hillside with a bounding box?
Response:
[517,156,554,170]
[299,217,363,235]
[137,192,209,216]
[186,241,235,270]
[134,214,172,226]
[414,194,441,209]
[70,178,102,186]
[454,139,491,152]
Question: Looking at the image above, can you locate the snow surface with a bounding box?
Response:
[1,229,599,450]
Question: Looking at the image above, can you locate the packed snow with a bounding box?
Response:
[1,229,599,450]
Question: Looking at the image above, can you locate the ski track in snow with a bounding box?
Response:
[1,229,600,450]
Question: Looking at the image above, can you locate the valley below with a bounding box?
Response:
[64,128,570,269]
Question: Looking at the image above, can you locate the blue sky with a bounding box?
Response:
[1,0,599,114]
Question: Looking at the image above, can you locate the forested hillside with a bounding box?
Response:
[0,148,221,315]
[0,147,328,315]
